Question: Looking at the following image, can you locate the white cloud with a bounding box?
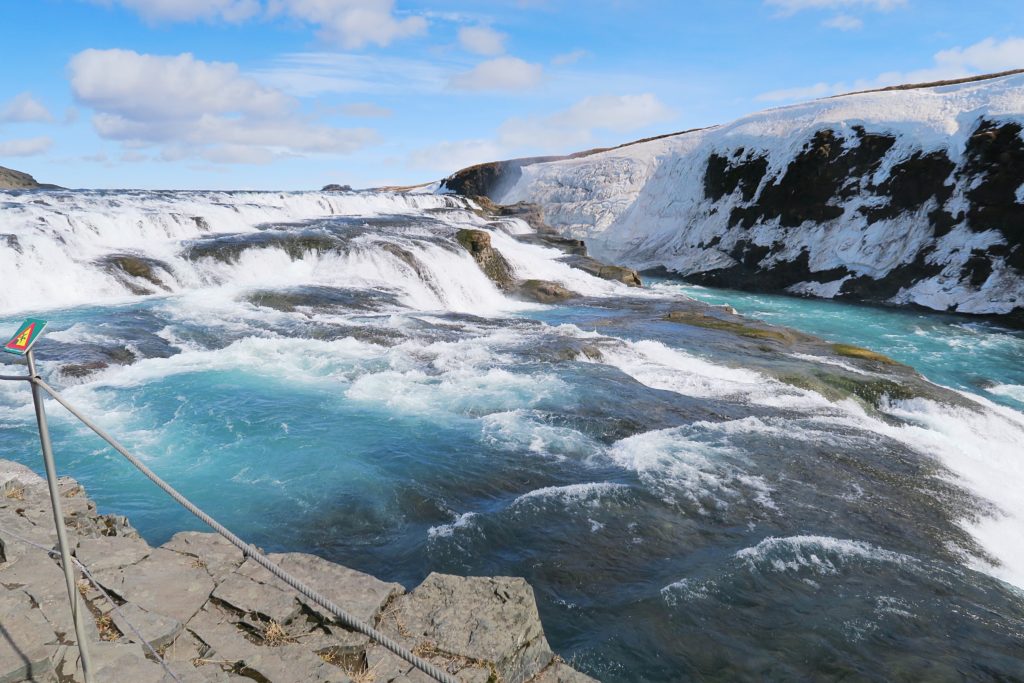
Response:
[499,93,673,149]
[551,49,589,66]
[929,37,1024,76]
[449,57,543,92]
[823,14,863,30]
[257,52,449,97]
[458,25,506,56]
[756,82,837,102]
[88,0,261,23]
[406,138,504,173]
[550,94,674,132]
[0,93,55,123]
[267,0,427,49]
[69,49,379,164]
[757,36,1024,102]
[766,0,905,15]
[339,102,394,117]
[70,49,292,120]
[0,137,53,157]
[409,92,674,174]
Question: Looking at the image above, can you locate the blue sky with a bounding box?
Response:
[1,0,1022,190]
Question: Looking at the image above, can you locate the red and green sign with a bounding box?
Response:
[3,319,47,356]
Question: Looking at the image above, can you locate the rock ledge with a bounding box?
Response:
[0,461,596,683]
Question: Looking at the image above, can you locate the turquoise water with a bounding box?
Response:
[652,280,1024,411]
[2,192,1023,681]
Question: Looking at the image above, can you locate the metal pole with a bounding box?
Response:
[25,349,95,683]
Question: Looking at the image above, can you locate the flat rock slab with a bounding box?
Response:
[531,662,600,683]
[76,534,151,573]
[0,547,68,604]
[186,604,347,682]
[212,570,301,624]
[110,601,183,651]
[162,532,244,581]
[238,552,404,625]
[383,573,554,683]
[95,547,215,623]
[0,588,57,683]
[58,641,176,683]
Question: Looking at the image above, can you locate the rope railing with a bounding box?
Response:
[30,376,459,683]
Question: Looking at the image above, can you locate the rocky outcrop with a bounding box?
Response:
[0,461,594,682]
[0,166,61,190]
[97,254,173,295]
[455,229,517,291]
[454,204,640,300]
[515,280,576,304]
[475,71,1024,324]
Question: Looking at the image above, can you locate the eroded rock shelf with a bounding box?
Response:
[0,460,595,683]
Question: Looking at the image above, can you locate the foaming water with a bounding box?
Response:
[1,191,1023,681]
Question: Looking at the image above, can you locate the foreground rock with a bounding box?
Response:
[0,461,595,682]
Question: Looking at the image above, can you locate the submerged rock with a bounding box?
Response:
[97,254,172,295]
[516,279,578,303]
[664,309,803,343]
[563,256,642,287]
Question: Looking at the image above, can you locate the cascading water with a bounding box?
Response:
[1,189,1022,681]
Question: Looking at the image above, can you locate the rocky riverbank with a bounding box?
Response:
[0,460,595,683]
[446,71,1024,324]
[0,166,61,190]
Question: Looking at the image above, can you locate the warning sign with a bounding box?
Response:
[3,319,47,356]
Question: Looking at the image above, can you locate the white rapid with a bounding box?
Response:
[0,190,475,314]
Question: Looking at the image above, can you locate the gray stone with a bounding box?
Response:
[94,547,215,623]
[109,601,183,651]
[212,570,301,624]
[239,553,404,625]
[57,641,173,683]
[0,587,58,683]
[186,604,345,682]
[163,629,210,665]
[382,573,554,683]
[515,279,578,304]
[531,661,600,683]
[0,548,67,604]
[363,645,435,683]
[0,516,56,566]
[76,534,151,573]
[162,532,245,581]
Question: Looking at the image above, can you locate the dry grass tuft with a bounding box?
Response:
[255,617,297,646]
[5,485,25,500]
[96,614,121,641]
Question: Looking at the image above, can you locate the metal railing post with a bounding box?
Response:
[25,349,96,683]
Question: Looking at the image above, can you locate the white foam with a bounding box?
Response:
[988,383,1024,404]
[0,190,469,315]
[735,535,913,575]
[511,482,628,507]
[608,426,775,512]
[427,511,478,539]
[480,410,602,460]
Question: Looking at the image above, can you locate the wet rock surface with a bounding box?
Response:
[0,463,594,682]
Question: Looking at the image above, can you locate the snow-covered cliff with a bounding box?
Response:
[467,73,1024,321]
